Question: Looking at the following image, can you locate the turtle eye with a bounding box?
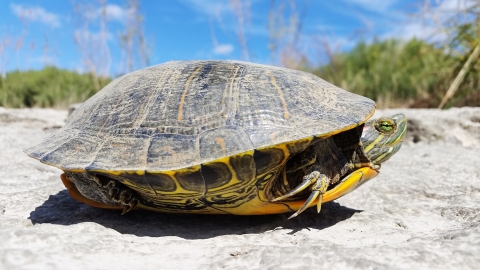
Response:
[374,118,396,134]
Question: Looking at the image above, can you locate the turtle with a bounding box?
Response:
[25,60,406,219]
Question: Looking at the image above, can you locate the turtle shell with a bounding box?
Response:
[26,60,376,215]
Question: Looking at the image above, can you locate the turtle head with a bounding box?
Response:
[361,114,407,166]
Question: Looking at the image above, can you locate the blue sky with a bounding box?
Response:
[0,0,459,76]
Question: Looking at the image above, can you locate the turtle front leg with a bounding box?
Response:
[272,171,330,219]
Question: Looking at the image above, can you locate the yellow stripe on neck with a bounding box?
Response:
[372,146,393,164]
[364,134,384,153]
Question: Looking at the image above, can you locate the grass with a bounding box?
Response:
[0,67,110,108]
[1,38,478,109]
[311,39,460,108]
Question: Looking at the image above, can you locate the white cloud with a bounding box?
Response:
[437,0,476,10]
[84,4,129,22]
[104,4,129,21]
[180,0,231,17]
[341,0,401,13]
[213,44,234,55]
[384,21,443,42]
[384,0,475,43]
[10,4,61,28]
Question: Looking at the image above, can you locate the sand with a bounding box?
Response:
[1,106,479,269]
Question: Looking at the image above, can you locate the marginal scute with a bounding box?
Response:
[254,148,286,176]
[86,134,150,172]
[27,129,79,163]
[174,165,205,193]
[41,134,102,170]
[229,152,255,182]
[143,172,177,192]
[286,137,313,156]
[201,161,233,190]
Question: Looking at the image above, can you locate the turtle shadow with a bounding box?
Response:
[29,190,362,239]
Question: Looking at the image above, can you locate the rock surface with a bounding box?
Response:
[1,106,479,269]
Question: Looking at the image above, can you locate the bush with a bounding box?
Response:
[313,39,457,108]
[0,67,111,108]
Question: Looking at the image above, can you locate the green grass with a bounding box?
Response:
[1,37,479,109]
[0,67,110,108]
[312,39,459,108]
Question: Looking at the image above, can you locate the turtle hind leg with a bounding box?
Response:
[63,172,139,214]
[102,178,139,215]
[272,171,330,219]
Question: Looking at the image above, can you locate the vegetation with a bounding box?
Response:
[436,2,480,108]
[1,37,478,109]
[313,39,457,108]
[1,2,478,109]
[273,0,480,108]
[0,35,477,109]
[0,67,110,108]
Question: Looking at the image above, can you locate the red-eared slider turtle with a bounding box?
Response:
[25,60,406,218]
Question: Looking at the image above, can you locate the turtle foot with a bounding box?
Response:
[63,172,141,213]
[272,171,330,219]
[102,179,139,215]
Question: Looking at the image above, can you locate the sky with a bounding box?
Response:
[0,0,467,76]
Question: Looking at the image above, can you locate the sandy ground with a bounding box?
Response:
[1,106,479,269]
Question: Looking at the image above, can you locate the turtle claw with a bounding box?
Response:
[277,172,329,219]
[287,212,300,220]
[102,178,140,215]
[272,171,321,202]
[317,194,323,213]
[287,189,320,219]
[121,198,139,215]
